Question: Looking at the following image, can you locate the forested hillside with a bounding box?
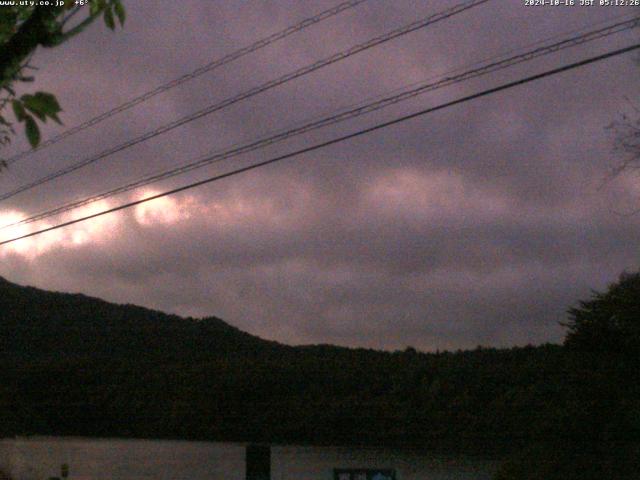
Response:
[0,276,638,464]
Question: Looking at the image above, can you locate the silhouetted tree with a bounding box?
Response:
[494,272,640,479]
[563,271,640,354]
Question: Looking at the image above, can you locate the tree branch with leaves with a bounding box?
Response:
[0,0,125,167]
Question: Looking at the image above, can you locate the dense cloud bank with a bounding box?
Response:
[1,0,639,350]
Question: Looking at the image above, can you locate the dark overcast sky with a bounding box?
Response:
[1,0,639,351]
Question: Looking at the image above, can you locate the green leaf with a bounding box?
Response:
[21,92,62,122]
[24,115,40,148]
[104,8,115,30]
[0,12,18,44]
[11,100,26,121]
[90,0,106,16]
[13,6,35,23]
[21,95,47,121]
[113,1,125,26]
[36,92,61,112]
[49,112,63,125]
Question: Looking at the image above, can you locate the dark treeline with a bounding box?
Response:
[0,274,638,477]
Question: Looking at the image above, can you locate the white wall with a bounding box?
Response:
[0,439,16,479]
[0,438,499,480]
[271,445,499,480]
[0,438,246,480]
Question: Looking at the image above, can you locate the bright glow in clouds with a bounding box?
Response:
[0,172,513,261]
[0,200,120,259]
[366,168,510,219]
[0,185,300,261]
[0,210,62,259]
[135,188,296,230]
[134,190,192,226]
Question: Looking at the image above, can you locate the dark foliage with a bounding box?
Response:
[0,276,637,463]
[0,2,125,154]
[495,271,640,478]
[494,441,640,480]
[564,271,640,354]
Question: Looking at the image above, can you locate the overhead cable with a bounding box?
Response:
[4,0,372,166]
[2,42,638,247]
[0,0,491,202]
[3,15,637,230]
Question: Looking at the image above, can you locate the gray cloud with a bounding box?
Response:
[1,0,639,351]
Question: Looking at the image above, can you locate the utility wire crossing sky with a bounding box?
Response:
[0,0,490,203]
[3,41,638,246]
[1,14,637,232]
[4,0,372,166]
[1,0,638,351]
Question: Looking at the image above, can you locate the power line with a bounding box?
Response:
[2,42,638,247]
[3,15,637,231]
[0,0,491,203]
[3,0,372,166]
[3,17,636,229]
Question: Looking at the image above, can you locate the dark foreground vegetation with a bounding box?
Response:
[0,273,638,478]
